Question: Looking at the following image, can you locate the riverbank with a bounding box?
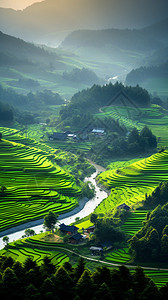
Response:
[0,196,89,238]
[0,168,108,249]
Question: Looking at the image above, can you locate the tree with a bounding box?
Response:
[24,257,38,272]
[24,229,36,237]
[0,185,7,196]
[2,267,19,295]
[24,283,41,300]
[2,236,9,246]
[43,211,58,232]
[76,269,94,300]
[55,266,74,299]
[40,256,55,276]
[74,258,86,282]
[90,213,98,225]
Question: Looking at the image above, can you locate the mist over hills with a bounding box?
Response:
[61,19,168,52]
[0,0,168,46]
[60,19,168,79]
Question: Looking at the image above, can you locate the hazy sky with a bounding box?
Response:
[0,0,43,10]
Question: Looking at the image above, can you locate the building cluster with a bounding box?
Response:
[49,128,105,141]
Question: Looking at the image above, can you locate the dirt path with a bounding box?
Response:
[39,244,168,272]
[87,159,106,172]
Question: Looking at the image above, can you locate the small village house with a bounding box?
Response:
[117,203,130,211]
[86,225,95,234]
[59,223,79,235]
[69,233,83,244]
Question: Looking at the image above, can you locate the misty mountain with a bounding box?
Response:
[0,0,168,46]
[59,19,168,78]
[0,30,102,98]
[126,61,168,86]
[0,31,62,68]
[61,28,163,53]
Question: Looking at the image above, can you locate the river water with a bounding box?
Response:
[0,167,108,249]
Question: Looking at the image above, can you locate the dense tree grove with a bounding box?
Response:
[0,256,167,299]
[89,125,157,165]
[126,61,168,85]
[0,85,64,110]
[63,68,100,84]
[60,82,150,124]
[129,204,168,262]
[0,101,13,122]
[145,181,168,207]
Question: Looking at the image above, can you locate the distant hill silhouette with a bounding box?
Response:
[0,31,63,68]
[0,0,168,45]
[61,19,168,52]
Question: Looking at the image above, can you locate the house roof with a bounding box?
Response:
[59,223,78,232]
[49,132,67,140]
[90,246,103,251]
[117,203,130,210]
[86,225,95,230]
[69,233,83,241]
[92,129,105,134]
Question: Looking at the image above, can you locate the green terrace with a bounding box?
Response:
[0,237,69,266]
[94,104,168,147]
[0,136,81,232]
[96,150,168,214]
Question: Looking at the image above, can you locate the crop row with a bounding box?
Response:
[0,239,69,266]
[96,151,168,215]
[0,130,81,232]
[105,248,131,264]
[121,210,148,236]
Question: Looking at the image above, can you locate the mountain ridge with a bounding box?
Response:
[0,0,168,45]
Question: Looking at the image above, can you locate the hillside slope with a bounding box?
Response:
[0,127,81,232]
[96,150,168,215]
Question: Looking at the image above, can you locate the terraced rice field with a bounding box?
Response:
[94,105,142,131]
[121,210,148,236]
[0,128,81,232]
[96,150,168,215]
[105,248,168,287]
[143,270,168,287]
[96,104,168,147]
[0,238,69,266]
[105,248,131,264]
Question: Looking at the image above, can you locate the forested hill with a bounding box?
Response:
[61,19,168,52]
[59,83,150,129]
[60,82,150,117]
[61,28,162,52]
[126,61,168,86]
[0,31,62,67]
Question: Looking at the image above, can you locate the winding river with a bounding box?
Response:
[0,163,107,249]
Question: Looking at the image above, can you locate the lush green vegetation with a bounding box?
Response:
[0,101,14,122]
[0,250,168,299]
[99,104,168,148]
[129,204,168,262]
[126,62,168,97]
[63,68,100,85]
[144,181,168,208]
[96,150,168,216]
[0,127,95,232]
[60,82,150,126]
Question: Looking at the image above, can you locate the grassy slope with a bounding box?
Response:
[0,235,69,266]
[0,127,82,232]
[97,150,168,214]
[96,104,168,147]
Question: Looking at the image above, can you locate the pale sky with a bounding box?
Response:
[0,0,44,10]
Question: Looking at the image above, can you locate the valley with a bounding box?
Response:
[0,2,168,298]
